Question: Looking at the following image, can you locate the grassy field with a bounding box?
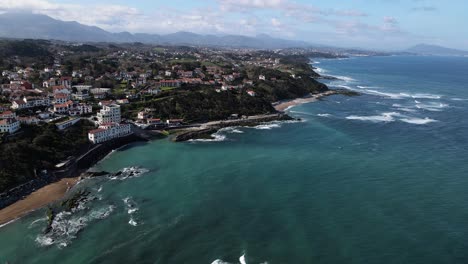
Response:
[161,86,177,91]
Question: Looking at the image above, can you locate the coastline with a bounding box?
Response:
[273,90,339,111]
[0,133,148,227]
[0,177,81,227]
[0,91,337,227]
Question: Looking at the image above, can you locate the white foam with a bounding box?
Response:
[317,113,332,117]
[36,236,55,247]
[392,104,417,113]
[123,197,139,215]
[346,112,401,122]
[36,205,116,248]
[29,217,47,229]
[366,90,406,99]
[314,67,327,74]
[239,254,247,264]
[219,127,244,134]
[333,75,355,82]
[211,260,231,264]
[357,85,381,89]
[254,123,281,130]
[189,132,227,142]
[415,102,449,112]
[284,105,295,111]
[451,98,468,101]
[109,167,149,180]
[400,117,438,125]
[411,93,442,99]
[129,218,138,226]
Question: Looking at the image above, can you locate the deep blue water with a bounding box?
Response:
[1,55,468,263]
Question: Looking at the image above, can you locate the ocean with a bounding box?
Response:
[1,55,468,263]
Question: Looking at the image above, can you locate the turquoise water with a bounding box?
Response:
[1,56,468,263]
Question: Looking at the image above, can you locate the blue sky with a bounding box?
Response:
[0,0,467,50]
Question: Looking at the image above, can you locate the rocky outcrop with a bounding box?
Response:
[174,114,295,142]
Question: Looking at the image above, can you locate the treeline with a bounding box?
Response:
[123,88,275,122]
[0,39,52,57]
[121,65,328,122]
[245,66,328,101]
[0,120,95,193]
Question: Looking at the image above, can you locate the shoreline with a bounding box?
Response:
[273,90,339,111]
[0,91,338,227]
[0,177,81,227]
[0,134,148,227]
[171,113,294,142]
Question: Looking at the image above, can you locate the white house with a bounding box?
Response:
[72,91,90,101]
[69,103,92,116]
[23,96,51,108]
[88,123,132,144]
[54,93,70,105]
[18,116,40,125]
[11,100,29,110]
[0,111,16,119]
[0,118,20,134]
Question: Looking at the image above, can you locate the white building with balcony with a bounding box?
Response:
[97,104,121,125]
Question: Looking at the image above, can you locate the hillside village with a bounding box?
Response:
[0,40,336,144]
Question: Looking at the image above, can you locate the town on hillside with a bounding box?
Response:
[0,40,344,145]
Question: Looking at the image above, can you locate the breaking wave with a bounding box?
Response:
[400,117,438,125]
[211,254,268,264]
[109,167,149,181]
[415,102,449,112]
[346,112,401,122]
[123,197,140,226]
[189,132,227,142]
[254,124,281,130]
[36,204,116,249]
[333,75,356,82]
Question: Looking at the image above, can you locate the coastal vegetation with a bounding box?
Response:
[0,120,95,193]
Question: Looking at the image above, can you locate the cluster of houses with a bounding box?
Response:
[0,46,288,143]
[135,108,184,129]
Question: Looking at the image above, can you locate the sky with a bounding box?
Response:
[0,0,467,50]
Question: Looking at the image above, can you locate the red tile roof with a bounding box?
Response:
[89,128,106,134]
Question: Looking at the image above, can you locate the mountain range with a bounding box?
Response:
[0,13,312,49]
[1,13,467,55]
[405,44,468,56]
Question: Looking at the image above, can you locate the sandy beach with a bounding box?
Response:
[0,177,81,227]
[274,91,337,111]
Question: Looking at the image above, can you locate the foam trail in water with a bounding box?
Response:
[415,102,449,112]
[346,112,401,122]
[400,117,438,125]
[254,124,281,130]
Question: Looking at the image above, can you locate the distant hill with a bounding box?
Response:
[0,13,312,49]
[406,44,468,56]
